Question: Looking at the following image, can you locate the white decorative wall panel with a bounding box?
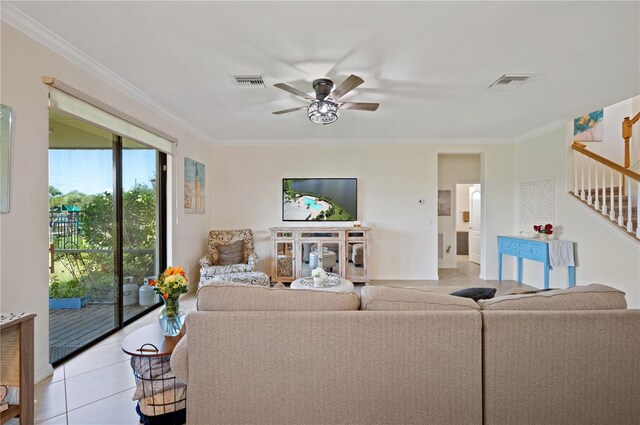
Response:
[520,180,554,223]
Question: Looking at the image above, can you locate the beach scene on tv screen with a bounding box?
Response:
[283,178,356,221]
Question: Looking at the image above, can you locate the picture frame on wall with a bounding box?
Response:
[0,105,13,214]
[520,179,554,223]
[184,157,205,214]
[438,190,451,216]
[574,109,604,142]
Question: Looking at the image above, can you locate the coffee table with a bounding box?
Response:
[290,276,355,293]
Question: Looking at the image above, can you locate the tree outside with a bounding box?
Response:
[49,183,157,303]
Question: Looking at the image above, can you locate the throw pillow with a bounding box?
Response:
[215,240,244,265]
[449,287,497,301]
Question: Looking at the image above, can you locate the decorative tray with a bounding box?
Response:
[300,272,341,288]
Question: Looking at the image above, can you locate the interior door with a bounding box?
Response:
[468,184,482,264]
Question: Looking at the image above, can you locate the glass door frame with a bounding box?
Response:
[49,131,167,366]
[116,135,167,327]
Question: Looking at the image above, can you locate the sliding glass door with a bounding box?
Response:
[122,138,163,321]
[48,112,165,364]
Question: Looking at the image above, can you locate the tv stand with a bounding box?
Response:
[270,227,370,284]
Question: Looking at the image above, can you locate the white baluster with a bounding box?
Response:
[618,173,624,226]
[636,180,640,239]
[580,155,585,201]
[587,158,592,205]
[627,176,634,233]
[574,153,578,196]
[609,169,616,220]
[594,162,599,209]
[601,163,607,215]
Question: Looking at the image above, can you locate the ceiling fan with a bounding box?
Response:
[272,74,379,125]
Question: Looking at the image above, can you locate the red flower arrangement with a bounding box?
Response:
[533,224,553,235]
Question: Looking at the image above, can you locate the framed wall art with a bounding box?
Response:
[0,104,13,214]
[438,190,451,216]
[520,179,554,223]
[184,157,205,214]
[574,109,604,142]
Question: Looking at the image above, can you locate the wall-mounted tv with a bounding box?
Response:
[283,178,357,222]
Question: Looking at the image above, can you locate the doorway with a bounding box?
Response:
[454,183,482,268]
[437,154,482,278]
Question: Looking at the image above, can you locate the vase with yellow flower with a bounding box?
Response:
[149,266,189,336]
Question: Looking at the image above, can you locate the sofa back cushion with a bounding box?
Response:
[360,286,480,311]
[185,310,483,425]
[478,284,626,310]
[197,283,360,311]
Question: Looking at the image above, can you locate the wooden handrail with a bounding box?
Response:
[572,142,640,182]
[622,112,640,168]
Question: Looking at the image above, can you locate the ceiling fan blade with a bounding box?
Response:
[273,83,315,101]
[272,106,308,115]
[330,74,364,100]
[339,102,379,112]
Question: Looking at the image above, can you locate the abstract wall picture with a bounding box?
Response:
[438,190,451,216]
[184,157,205,214]
[520,179,554,223]
[574,109,604,142]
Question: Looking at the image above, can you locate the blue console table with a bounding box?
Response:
[498,236,575,289]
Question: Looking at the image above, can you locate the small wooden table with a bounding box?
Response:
[122,323,185,357]
[0,313,36,425]
[122,323,187,422]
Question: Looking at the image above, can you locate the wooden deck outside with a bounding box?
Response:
[49,303,150,363]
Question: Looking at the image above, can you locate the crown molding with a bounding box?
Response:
[1,3,214,146]
[513,120,567,143]
[210,137,513,146]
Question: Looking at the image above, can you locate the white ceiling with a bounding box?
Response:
[5,1,640,142]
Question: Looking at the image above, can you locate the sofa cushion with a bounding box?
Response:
[450,287,497,301]
[360,286,480,311]
[197,283,360,311]
[478,284,627,310]
[215,240,245,265]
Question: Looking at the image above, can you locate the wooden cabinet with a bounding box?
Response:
[270,227,370,283]
[0,313,35,425]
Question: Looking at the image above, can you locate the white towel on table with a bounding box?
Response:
[548,240,575,268]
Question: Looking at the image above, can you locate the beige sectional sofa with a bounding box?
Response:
[171,283,640,425]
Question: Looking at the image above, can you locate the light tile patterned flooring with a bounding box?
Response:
[25,257,531,424]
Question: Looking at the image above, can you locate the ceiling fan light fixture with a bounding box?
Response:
[308,99,339,124]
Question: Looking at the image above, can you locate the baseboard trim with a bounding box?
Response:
[370,274,440,281]
[35,363,54,384]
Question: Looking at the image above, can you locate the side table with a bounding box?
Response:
[0,313,35,425]
[122,323,186,425]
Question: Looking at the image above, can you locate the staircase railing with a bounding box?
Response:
[571,142,639,239]
[622,112,640,168]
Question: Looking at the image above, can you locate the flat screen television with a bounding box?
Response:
[283,178,357,222]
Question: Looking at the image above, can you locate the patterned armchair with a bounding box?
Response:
[199,229,258,284]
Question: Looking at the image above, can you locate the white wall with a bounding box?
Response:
[211,143,514,282]
[515,124,640,307]
[437,155,481,268]
[0,23,213,380]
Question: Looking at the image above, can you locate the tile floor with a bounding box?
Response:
[24,258,530,424]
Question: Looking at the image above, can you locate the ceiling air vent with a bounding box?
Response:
[489,74,531,89]
[232,75,266,88]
